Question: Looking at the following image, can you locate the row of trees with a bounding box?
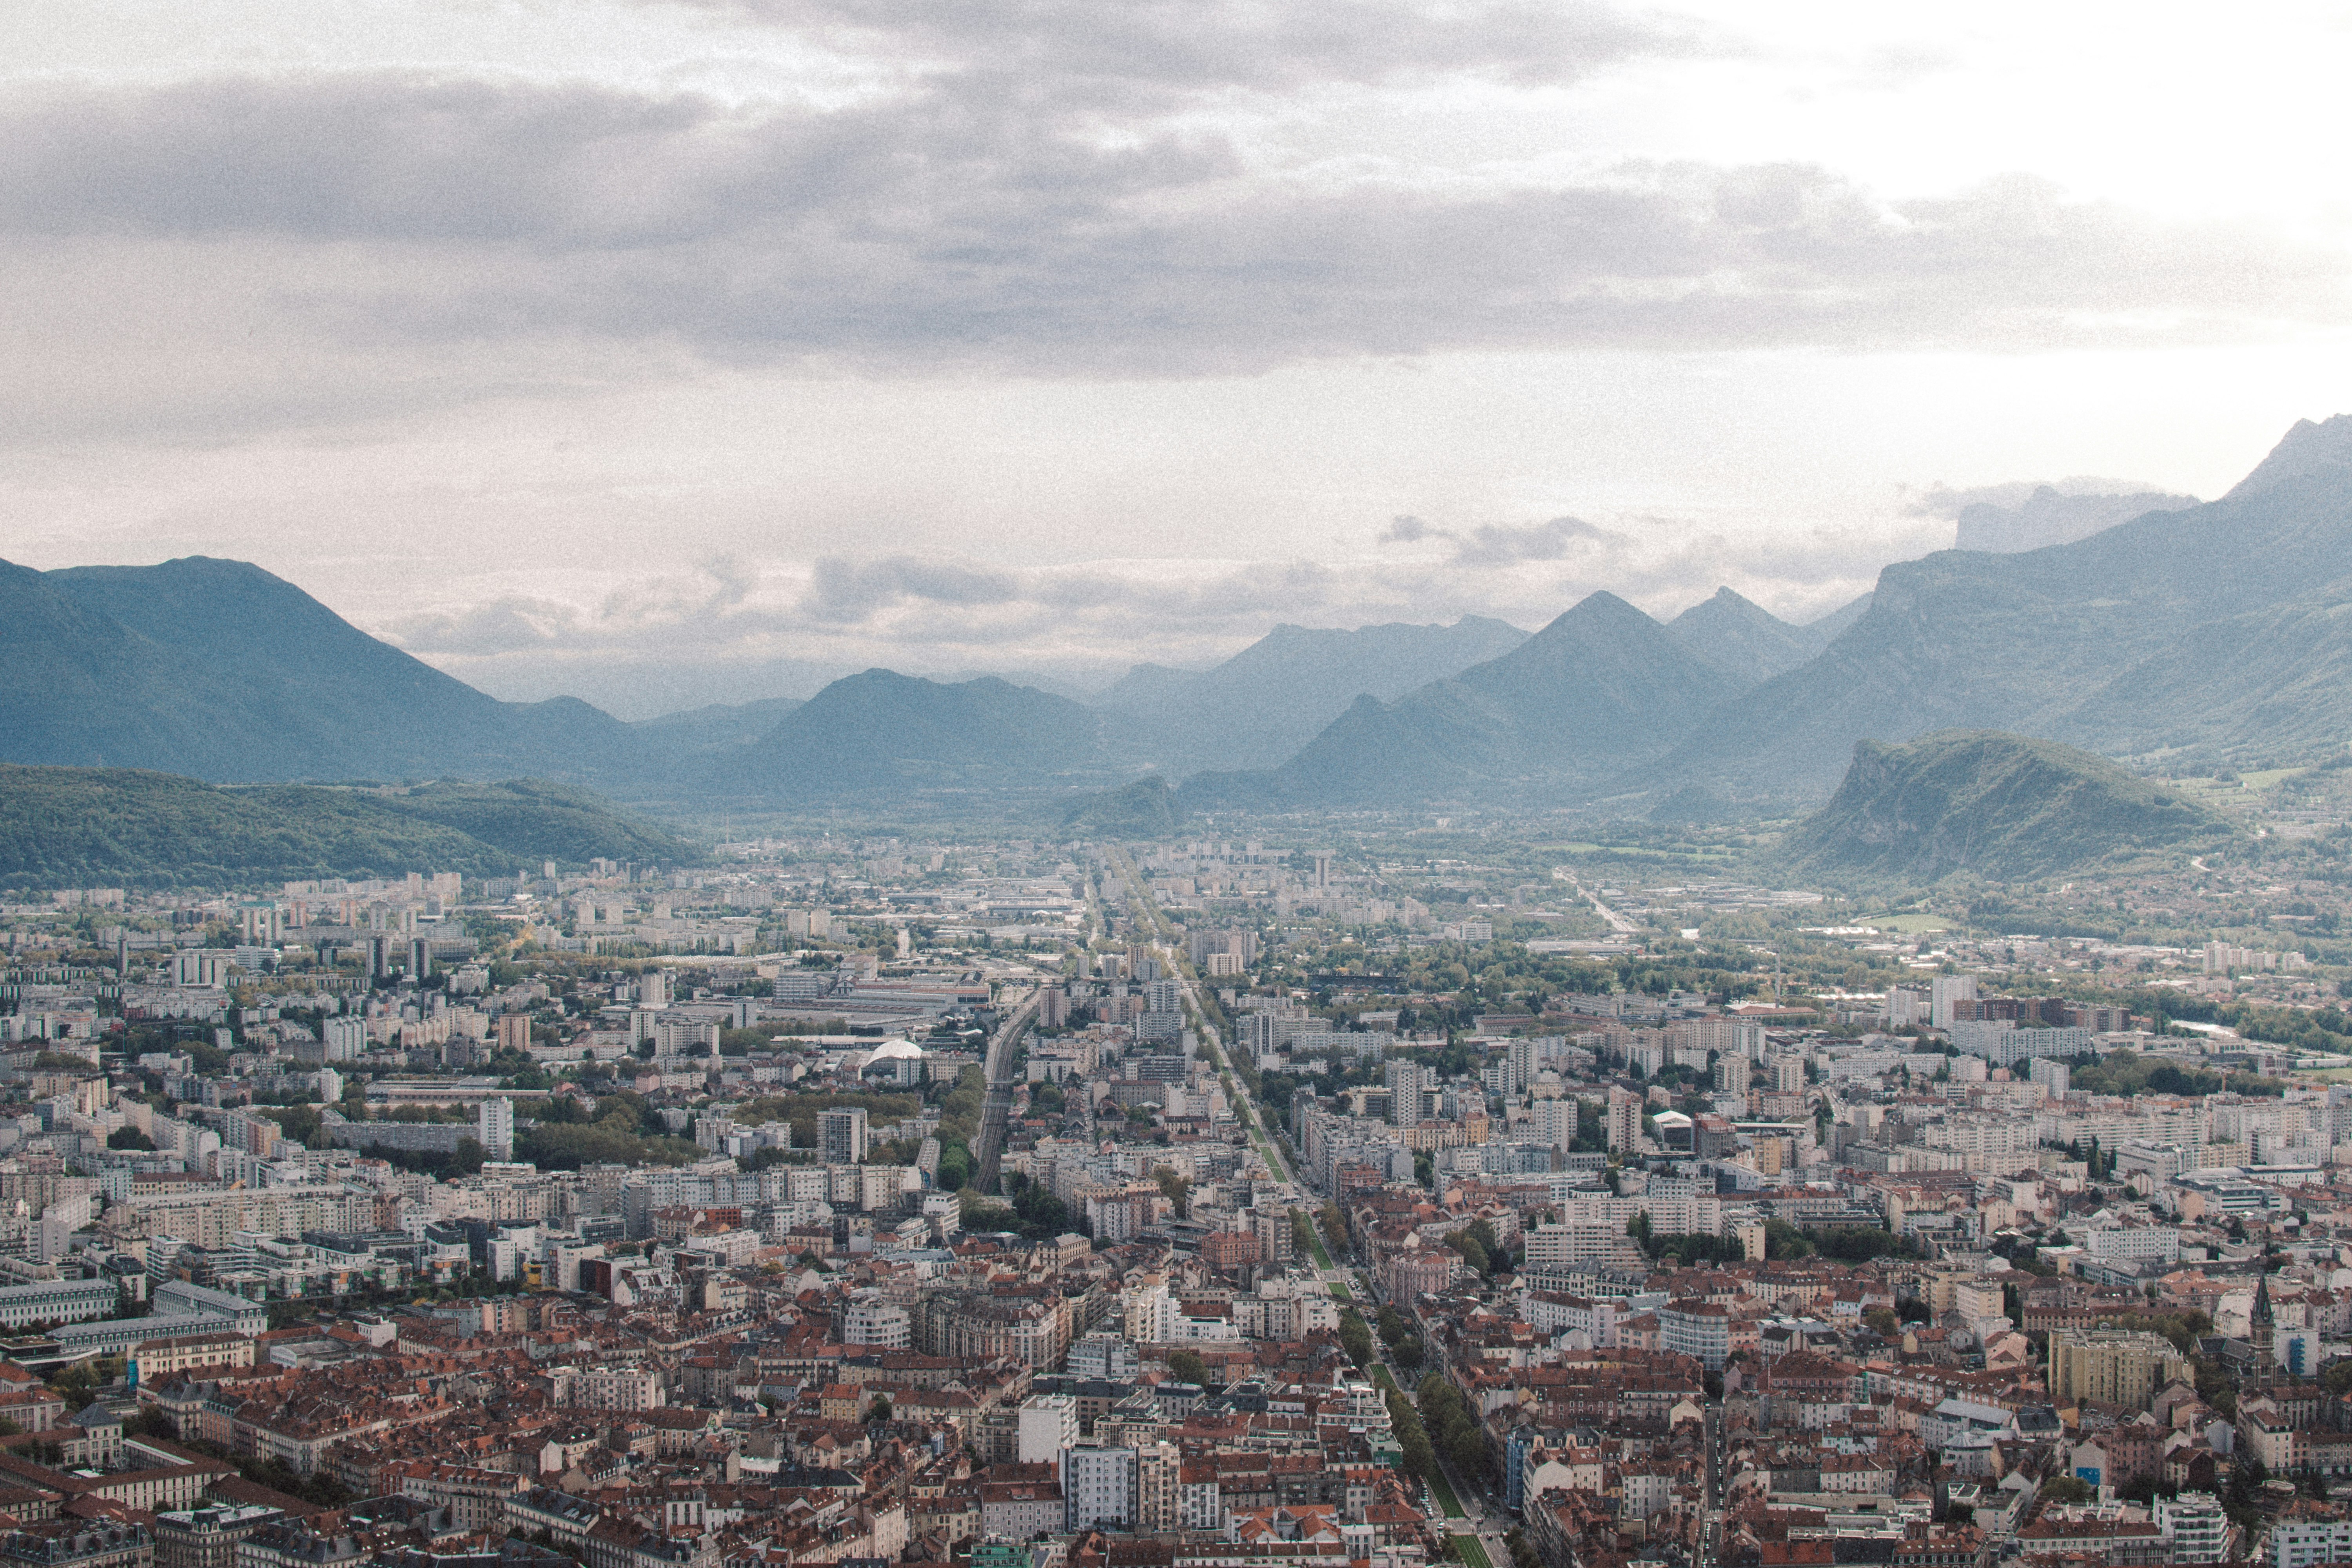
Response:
[1416,1371,1490,1483]
[1386,1382,1439,1481]
[1376,1305,1425,1369]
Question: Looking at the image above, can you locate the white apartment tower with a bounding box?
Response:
[1386,1061,1428,1128]
[477,1098,515,1163]
[1018,1393,1078,1464]
[1062,1444,1139,1530]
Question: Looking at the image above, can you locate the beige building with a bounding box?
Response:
[132,1333,253,1387]
[2047,1329,2190,1411]
[1138,1440,1180,1532]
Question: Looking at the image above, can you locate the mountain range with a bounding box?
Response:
[1649,414,2352,802]
[1091,617,1531,771]
[1216,591,1750,806]
[7,413,2351,820]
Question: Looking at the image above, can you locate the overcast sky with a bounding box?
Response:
[5,0,2350,717]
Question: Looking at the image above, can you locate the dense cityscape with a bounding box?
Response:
[0,814,2347,1568]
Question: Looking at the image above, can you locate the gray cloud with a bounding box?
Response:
[1452,516,1618,566]
[1375,512,1621,567]
[390,595,583,656]
[0,71,2341,416]
[675,0,1696,96]
[800,555,1023,622]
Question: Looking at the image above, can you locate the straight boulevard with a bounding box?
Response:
[1105,848,1521,1568]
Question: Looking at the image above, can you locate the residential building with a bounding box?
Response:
[821,1109,869,1165]
[2047,1329,2190,1412]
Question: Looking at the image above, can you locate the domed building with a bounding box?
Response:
[858,1037,927,1087]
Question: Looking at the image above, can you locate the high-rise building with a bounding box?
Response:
[1507,1036,1539,1095]
[640,969,670,1009]
[323,1016,367,1062]
[1385,1061,1427,1128]
[1605,1086,1642,1153]
[1136,1440,1180,1532]
[1929,975,1979,1028]
[1530,1098,1576,1149]
[1713,1054,1750,1095]
[495,1013,531,1054]
[1061,1443,1139,1530]
[408,936,430,982]
[477,1099,515,1163]
[820,1109,869,1165]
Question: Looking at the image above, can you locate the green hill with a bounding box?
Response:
[0,767,701,888]
[1778,731,2225,883]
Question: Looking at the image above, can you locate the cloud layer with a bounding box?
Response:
[0,42,2345,443]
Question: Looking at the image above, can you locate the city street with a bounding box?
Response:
[1110,853,1719,1568]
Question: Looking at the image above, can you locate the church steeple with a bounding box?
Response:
[2252,1270,2276,1384]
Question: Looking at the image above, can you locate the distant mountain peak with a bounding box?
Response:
[2227,413,2352,501]
[1665,585,1818,684]
[1534,589,1648,636]
[1089,616,1528,773]
[1684,585,1773,619]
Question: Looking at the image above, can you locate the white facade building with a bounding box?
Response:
[1018,1393,1078,1465]
[1062,1445,1138,1530]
